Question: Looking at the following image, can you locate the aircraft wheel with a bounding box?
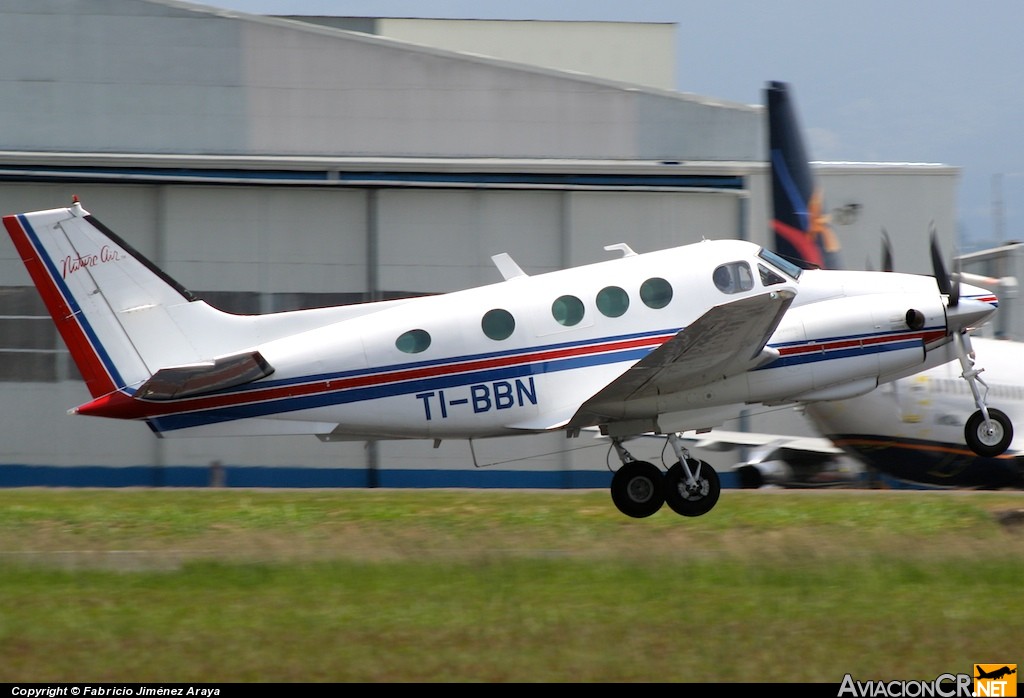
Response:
[965,408,1013,458]
[664,459,720,517]
[734,464,764,489]
[610,461,665,518]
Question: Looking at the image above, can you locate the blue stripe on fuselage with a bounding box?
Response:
[18,213,127,390]
[147,327,935,432]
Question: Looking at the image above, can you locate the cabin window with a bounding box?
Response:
[596,286,629,318]
[396,329,431,354]
[482,308,516,340]
[758,264,786,287]
[552,295,585,326]
[640,277,672,309]
[712,262,754,294]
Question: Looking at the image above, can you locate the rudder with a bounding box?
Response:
[3,199,200,399]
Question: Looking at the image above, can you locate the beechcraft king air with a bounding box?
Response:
[2,186,1011,518]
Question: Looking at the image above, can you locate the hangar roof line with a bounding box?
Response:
[168,1,712,99]
[0,149,955,193]
[0,150,750,191]
[2,0,761,162]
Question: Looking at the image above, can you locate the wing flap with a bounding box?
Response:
[136,350,274,400]
[571,290,795,425]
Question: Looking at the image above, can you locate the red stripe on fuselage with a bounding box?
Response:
[75,332,676,420]
[76,325,947,424]
[775,329,946,357]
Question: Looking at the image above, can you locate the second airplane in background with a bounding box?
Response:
[726,81,1022,490]
[805,335,1024,489]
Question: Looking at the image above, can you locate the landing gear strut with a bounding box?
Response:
[955,332,1013,457]
[664,433,721,517]
[608,435,722,518]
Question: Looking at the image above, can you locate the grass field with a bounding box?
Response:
[1,487,1022,683]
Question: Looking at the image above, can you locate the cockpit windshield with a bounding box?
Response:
[757,248,803,280]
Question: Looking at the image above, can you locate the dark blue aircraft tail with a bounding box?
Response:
[766,81,841,269]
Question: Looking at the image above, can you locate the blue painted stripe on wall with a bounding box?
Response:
[0,466,935,490]
[0,465,745,490]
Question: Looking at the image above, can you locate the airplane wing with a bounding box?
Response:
[625,427,852,488]
[674,429,843,455]
[569,290,795,427]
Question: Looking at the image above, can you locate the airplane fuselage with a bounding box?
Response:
[72,237,972,442]
[6,204,997,448]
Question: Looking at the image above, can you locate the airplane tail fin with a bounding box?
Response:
[3,199,229,401]
[766,80,841,270]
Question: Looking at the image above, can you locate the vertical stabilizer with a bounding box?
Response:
[766,81,841,269]
[3,200,203,399]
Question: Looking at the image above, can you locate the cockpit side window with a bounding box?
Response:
[757,248,803,279]
[758,264,786,287]
[713,262,754,294]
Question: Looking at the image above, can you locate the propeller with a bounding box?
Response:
[951,252,962,308]
[929,222,959,307]
[881,228,894,273]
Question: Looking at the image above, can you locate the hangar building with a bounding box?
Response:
[0,0,960,486]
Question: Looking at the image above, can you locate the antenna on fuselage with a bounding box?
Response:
[491,253,528,281]
[604,243,637,258]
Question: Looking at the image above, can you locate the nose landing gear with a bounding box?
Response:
[955,332,1014,457]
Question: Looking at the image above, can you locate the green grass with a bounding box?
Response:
[0,488,1022,682]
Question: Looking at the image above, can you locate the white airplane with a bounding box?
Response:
[803,334,1024,489]
[2,196,1010,517]
[673,427,854,489]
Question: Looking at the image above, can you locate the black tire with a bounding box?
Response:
[610,461,665,518]
[734,464,764,489]
[664,459,721,517]
[965,408,1013,458]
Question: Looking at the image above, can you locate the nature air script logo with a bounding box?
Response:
[61,245,125,279]
[975,664,1017,697]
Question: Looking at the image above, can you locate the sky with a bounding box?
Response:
[200,0,1024,252]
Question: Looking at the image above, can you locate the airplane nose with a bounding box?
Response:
[945,282,998,334]
[929,231,999,335]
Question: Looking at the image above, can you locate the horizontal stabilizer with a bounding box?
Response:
[136,351,274,401]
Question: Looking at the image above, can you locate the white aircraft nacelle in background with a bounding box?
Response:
[803,335,1024,489]
[2,199,1011,518]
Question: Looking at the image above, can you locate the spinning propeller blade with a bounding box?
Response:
[929,223,959,307]
[881,228,894,273]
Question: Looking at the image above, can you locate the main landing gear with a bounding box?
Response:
[609,433,721,519]
[955,332,1014,458]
